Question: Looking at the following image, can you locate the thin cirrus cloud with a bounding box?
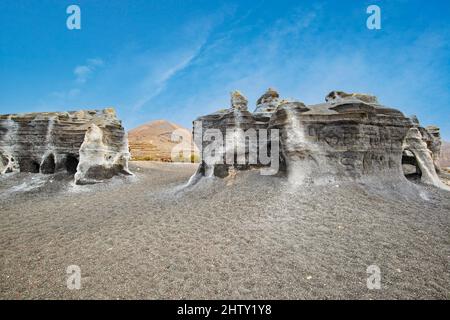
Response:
[142,5,450,139]
[127,11,226,114]
[74,58,104,84]
[131,40,207,112]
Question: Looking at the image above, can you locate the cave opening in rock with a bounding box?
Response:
[19,159,40,173]
[40,154,56,174]
[402,149,422,182]
[65,154,79,174]
[30,161,40,173]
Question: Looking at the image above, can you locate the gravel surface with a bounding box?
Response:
[0,161,449,299]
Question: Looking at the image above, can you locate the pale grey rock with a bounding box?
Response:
[403,127,449,190]
[424,125,442,172]
[75,123,132,185]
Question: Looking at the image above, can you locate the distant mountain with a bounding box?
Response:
[440,141,450,168]
[128,120,198,162]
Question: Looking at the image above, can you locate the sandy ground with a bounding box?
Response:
[0,161,449,299]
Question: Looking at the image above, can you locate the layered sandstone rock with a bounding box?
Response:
[0,108,131,184]
[192,89,448,190]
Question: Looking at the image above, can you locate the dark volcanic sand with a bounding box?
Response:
[0,161,449,299]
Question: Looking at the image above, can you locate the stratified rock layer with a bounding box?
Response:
[193,89,448,190]
[270,95,411,184]
[0,108,131,184]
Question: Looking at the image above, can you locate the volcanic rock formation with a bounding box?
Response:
[0,108,131,184]
[192,89,448,190]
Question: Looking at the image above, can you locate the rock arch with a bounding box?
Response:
[401,149,421,181]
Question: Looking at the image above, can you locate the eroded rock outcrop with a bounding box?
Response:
[401,119,447,189]
[0,108,131,184]
[424,125,442,172]
[192,89,448,190]
[193,90,257,178]
[270,92,411,184]
[253,88,282,119]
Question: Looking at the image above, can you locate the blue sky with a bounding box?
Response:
[1,0,449,139]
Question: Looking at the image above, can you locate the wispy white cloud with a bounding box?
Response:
[150,4,449,140]
[74,58,104,84]
[131,40,206,111]
[50,88,81,100]
[42,58,104,109]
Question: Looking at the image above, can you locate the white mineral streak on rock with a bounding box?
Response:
[277,102,323,185]
[75,124,106,183]
[225,91,250,170]
[40,116,57,172]
[228,92,248,166]
[0,116,20,174]
[45,116,55,146]
[201,127,222,179]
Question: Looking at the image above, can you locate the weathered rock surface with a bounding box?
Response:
[192,89,448,190]
[0,108,131,184]
[253,88,282,119]
[270,93,411,185]
[193,91,257,178]
[401,120,448,190]
[424,125,442,171]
